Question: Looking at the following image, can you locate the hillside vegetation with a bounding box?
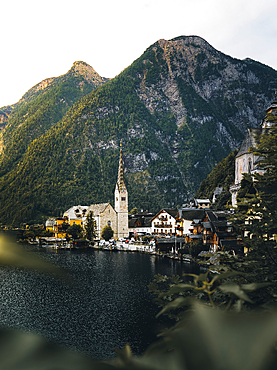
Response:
[0,36,277,225]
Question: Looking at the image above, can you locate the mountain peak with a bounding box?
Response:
[69,61,109,85]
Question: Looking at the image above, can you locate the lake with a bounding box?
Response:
[0,231,202,360]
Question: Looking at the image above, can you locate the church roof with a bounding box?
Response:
[87,203,112,216]
[236,128,261,158]
[266,96,277,113]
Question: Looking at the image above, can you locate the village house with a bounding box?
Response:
[151,209,179,235]
[45,218,55,233]
[128,211,154,238]
[53,216,69,239]
[184,210,240,253]
[175,209,205,237]
[189,198,210,209]
[63,205,89,227]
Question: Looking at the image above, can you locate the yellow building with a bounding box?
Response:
[53,217,69,239]
[63,205,88,227]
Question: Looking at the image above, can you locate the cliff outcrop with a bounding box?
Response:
[0,36,276,225]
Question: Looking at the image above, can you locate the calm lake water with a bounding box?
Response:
[0,231,202,360]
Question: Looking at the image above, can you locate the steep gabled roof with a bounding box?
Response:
[236,128,261,158]
[150,208,178,222]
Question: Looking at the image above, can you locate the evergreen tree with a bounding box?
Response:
[101,225,114,241]
[66,224,83,240]
[230,116,277,302]
[84,211,97,241]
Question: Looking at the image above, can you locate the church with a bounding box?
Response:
[63,144,129,239]
[230,96,277,206]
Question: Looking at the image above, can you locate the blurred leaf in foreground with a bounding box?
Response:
[0,233,65,277]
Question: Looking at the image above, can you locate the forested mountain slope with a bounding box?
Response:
[0,62,108,173]
[0,36,276,226]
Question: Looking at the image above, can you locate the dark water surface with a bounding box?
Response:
[0,231,202,360]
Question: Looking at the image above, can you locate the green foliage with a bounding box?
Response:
[0,39,276,226]
[195,149,238,204]
[84,211,97,241]
[149,270,271,321]
[181,240,209,258]
[67,224,83,239]
[101,225,114,241]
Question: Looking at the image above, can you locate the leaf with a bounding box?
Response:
[156,297,197,318]
[0,233,66,278]
[219,282,253,303]
[196,272,209,283]
[158,283,194,298]
[212,271,244,283]
[241,283,272,292]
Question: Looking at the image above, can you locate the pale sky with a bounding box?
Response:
[1,0,276,108]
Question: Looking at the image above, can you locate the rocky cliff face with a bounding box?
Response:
[0,36,276,225]
[136,36,273,146]
[124,36,276,193]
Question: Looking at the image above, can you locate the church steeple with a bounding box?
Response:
[116,141,127,192]
[114,142,128,238]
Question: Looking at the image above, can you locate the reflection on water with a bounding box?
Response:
[0,231,202,359]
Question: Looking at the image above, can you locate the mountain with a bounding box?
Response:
[0,36,277,226]
[0,61,108,160]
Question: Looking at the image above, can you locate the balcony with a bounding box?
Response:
[159,217,168,221]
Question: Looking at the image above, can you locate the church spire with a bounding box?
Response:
[116,141,126,191]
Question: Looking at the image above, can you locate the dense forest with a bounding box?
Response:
[0,36,277,226]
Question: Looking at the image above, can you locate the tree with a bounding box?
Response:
[228,117,277,304]
[101,225,114,241]
[66,224,83,240]
[84,211,97,241]
[130,207,138,215]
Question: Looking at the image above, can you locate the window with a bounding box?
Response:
[248,158,252,174]
[121,197,126,201]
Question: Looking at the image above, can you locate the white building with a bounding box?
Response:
[151,209,178,235]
